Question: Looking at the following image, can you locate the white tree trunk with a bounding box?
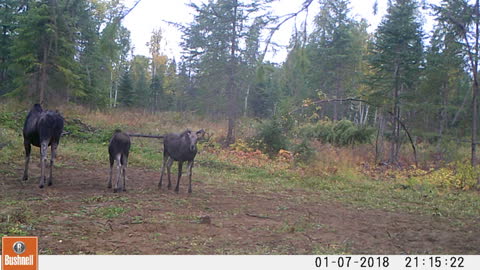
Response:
[244,85,250,117]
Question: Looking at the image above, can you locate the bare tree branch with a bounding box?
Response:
[119,0,142,21]
[259,0,314,62]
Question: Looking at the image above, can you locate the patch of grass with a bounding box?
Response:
[129,145,163,169]
[131,216,144,224]
[312,241,354,254]
[82,195,129,204]
[61,140,108,163]
[0,202,35,237]
[0,128,23,164]
[0,110,24,130]
[173,198,189,207]
[1,224,29,237]
[150,232,162,241]
[197,159,239,171]
[194,155,480,219]
[94,206,128,219]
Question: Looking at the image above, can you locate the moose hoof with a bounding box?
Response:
[188,189,192,194]
[113,188,118,193]
[107,184,112,189]
[39,184,44,189]
[48,181,52,186]
[123,188,127,192]
[22,175,28,181]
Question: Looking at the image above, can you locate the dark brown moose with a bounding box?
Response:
[22,104,64,188]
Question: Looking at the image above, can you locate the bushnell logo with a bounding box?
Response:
[2,236,38,270]
[13,241,26,255]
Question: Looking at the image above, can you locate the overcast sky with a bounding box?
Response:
[123,0,437,63]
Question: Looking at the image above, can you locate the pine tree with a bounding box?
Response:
[118,68,134,107]
[434,0,480,183]
[180,0,271,145]
[250,65,270,118]
[0,0,24,94]
[130,55,150,108]
[420,20,468,145]
[369,0,424,164]
[307,0,360,120]
[150,74,164,111]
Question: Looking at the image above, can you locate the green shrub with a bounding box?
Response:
[256,118,289,156]
[291,139,315,163]
[298,119,374,146]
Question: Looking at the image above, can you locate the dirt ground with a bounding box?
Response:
[1,162,479,255]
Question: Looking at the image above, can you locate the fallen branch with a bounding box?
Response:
[127,133,164,139]
[245,213,271,219]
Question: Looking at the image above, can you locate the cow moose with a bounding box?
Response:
[22,104,64,188]
[158,129,205,193]
[108,130,131,193]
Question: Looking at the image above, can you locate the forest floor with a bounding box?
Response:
[1,159,479,255]
[1,105,480,254]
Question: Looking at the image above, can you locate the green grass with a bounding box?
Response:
[94,206,128,219]
[82,195,130,204]
[0,201,35,237]
[193,154,480,219]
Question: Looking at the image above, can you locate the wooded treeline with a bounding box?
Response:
[1,0,479,167]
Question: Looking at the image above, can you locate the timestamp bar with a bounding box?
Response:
[31,255,480,270]
[313,255,479,269]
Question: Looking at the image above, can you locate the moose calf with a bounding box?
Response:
[159,129,205,193]
[108,130,131,193]
[22,104,64,188]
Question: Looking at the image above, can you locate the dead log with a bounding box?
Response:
[127,133,164,139]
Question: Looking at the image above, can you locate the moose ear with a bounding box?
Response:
[33,104,43,112]
[196,129,205,138]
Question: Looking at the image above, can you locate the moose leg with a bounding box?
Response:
[122,155,127,192]
[107,155,114,189]
[48,143,57,186]
[22,143,31,181]
[174,161,183,193]
[166,158,174,189]
[158,155,168,189]
[114,154,122,193]
[187,160,194,193]
[39,142,48,188]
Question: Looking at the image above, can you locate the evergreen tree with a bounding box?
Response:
[0,0,25,94]
[369,0,424,164]
[150,74,164,111]
[2,0,132,107]
[307,0,361,120]
[130,55,150,107]
[420,20,468,144]
[118,68,134,107]
[180,0,273,145]
[434,0,480,178]
[250,65,271,118]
